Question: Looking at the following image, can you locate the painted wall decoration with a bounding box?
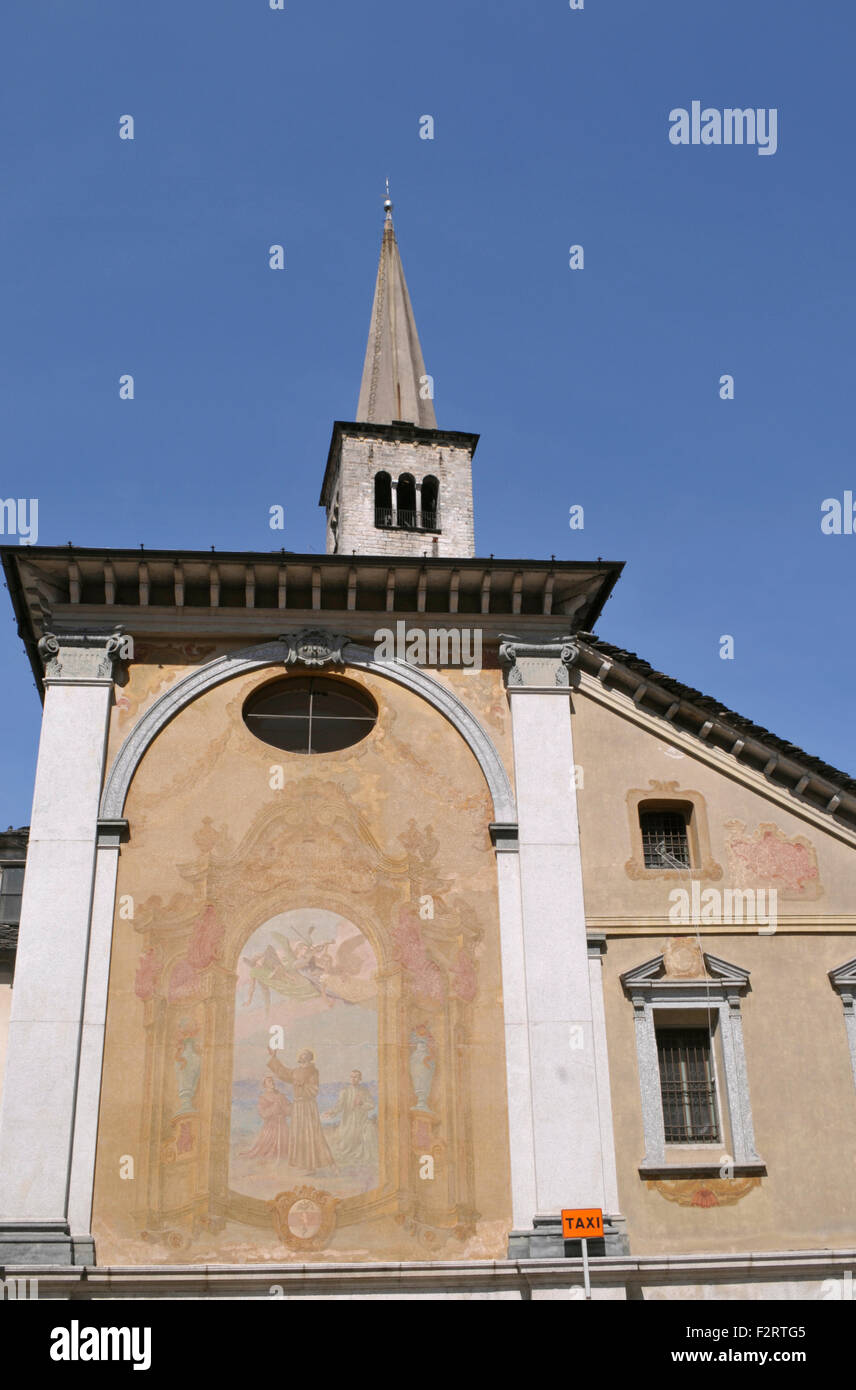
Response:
[92,664,512,1264]
[662,938,705,979]
[724,820,822,899]
[113,643,218,729]
[648,1177,762,1208]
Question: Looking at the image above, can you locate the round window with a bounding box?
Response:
[242,676,378,754]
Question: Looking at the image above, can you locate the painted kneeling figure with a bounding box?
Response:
[242,1076,292,1161]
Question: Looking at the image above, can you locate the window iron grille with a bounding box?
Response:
[640,810,691,869]
[657,1028,719,1143]
[374,508,441,532]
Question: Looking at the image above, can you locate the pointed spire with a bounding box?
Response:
[356,192,437,429]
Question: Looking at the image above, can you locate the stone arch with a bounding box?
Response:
[100,636,516,824]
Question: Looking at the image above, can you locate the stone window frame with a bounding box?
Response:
[829,957,856,1093]
[624,783,722,882]
[655,1023,722,1145]
[621,951,765,1178]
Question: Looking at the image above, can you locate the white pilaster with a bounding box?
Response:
[494,846,537,1228]
[66,831,123,1241]
[501,636,622,1232]
[0,631,121,1263]
[588,936,621,1214]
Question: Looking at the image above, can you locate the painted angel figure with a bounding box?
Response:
[310,932,376,1005]
[241,939,322,1009]
[243,930,375,1010]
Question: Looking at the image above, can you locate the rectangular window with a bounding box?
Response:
[0,865,24,926]
[640,810,690,869]
[656,1027,719,1143]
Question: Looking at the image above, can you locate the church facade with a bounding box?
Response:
[1,203,855,1300]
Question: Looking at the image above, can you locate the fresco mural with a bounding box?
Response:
[230,910,379,1201]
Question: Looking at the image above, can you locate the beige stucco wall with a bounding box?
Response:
[573,691,856,922]
[603,931,856,1253]
[573,687,856,1253]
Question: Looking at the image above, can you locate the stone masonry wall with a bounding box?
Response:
[326,433,475,558]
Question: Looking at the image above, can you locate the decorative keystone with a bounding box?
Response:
[278,629,350,668]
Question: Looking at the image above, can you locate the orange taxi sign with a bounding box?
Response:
[561,1208,603,1239]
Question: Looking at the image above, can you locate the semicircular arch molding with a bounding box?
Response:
[100,638,516,825]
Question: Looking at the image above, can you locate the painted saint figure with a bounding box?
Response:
[323,1070,378,1167]
[242,1076,291,1161]
[267,1047,335,1174]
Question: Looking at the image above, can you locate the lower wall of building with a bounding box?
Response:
[4,1255,854,1301]
[602,932,856,1255]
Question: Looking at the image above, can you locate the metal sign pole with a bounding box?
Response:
[562,1208,602,1299]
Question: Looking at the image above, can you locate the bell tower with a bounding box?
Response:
[320,197,478,558]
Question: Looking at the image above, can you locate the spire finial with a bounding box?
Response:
[384,177,393,221]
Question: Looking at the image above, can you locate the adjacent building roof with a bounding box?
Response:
[574,634,856,830]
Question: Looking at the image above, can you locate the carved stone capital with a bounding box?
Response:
[497,634,580,688]
[38,627,129,683]
[278,628,350,668]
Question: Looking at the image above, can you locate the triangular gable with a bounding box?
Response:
[829,957,856,993]
[621,951,750,993]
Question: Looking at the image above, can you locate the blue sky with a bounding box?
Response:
[1,0,854,822]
